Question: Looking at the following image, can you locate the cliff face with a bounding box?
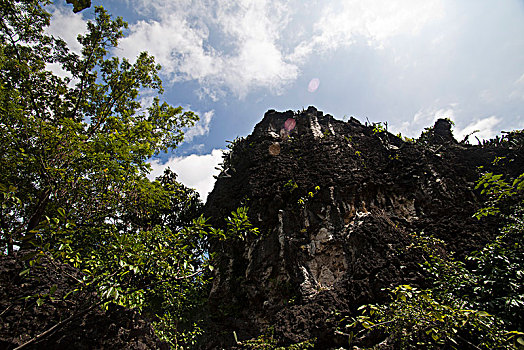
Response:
[204,106,520,348]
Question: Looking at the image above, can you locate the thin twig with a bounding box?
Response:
[174,269,202,280]
[13,297,111,350]
[0,305,12,317]
[455,334,483,350]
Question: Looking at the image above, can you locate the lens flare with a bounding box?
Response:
[269,142,281,156]
[284,118,296,132]
[308,78,320,92]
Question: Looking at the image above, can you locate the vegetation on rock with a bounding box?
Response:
[204,109,524,349]
[344,131,524,349]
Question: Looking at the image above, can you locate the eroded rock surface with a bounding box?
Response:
[204,106,521,348]
[0,253,167,350]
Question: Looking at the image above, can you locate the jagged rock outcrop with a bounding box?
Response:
[0,252,168,350]
[204,106,522,348]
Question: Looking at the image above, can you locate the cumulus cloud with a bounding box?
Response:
[118,0,299,98]
[510,72,524,101]
[117,0,445,99]
[393,104,504,142]
[392,102,458,138]
[184,110,214,142]
[413,104,457,124]
[118,14,220,79]
[47,6,87,55]
[148,149,223,201]
[455,116,502,142]
[45,7,88,80]
[289,0,445,63]
[516,73,524,85]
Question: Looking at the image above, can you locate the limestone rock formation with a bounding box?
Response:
[204,106,520,348]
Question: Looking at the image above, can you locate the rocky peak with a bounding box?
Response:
[433,118,455,142]
[424,118,457,144]
[203,107,516,348]
[255,106,337,140]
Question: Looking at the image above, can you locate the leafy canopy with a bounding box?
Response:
[0,0,198,255]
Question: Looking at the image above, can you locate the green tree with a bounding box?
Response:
[0,0,218,346]
[0,0,197,255]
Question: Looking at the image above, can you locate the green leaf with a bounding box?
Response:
[49,284,57,295]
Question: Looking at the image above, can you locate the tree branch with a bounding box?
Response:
[13,297,112,350]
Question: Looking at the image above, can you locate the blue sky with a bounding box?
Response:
[48,0,524,201]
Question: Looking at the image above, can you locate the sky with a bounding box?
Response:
[48,0,524,201]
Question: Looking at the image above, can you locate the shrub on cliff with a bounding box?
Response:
[346,161,524,349]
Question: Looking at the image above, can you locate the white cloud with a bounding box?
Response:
[45,7,88,80]
[391,102,458,138]
[185,110,214,142]
[515,73,524,85]
[479,89,495,104]
[289,0,445,62]
[455,116,501,142]
[118,0,444,99]
[47,7,87,55]
[510,72,524,101]
[46,62,72,80]
[413,105,456,124]
[148,149,223,201]
[118,14,220,79]
[118,0,299,98]
[395,104,503,142]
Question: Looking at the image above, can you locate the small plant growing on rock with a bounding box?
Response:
[372,122,387,134]
[349,285,512,349]
[209,207,259,241]
[297,186,320,208]
[388,153,400,161]
[343,227,524,349]
[284,179,299,193]
[215,137,246,178]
